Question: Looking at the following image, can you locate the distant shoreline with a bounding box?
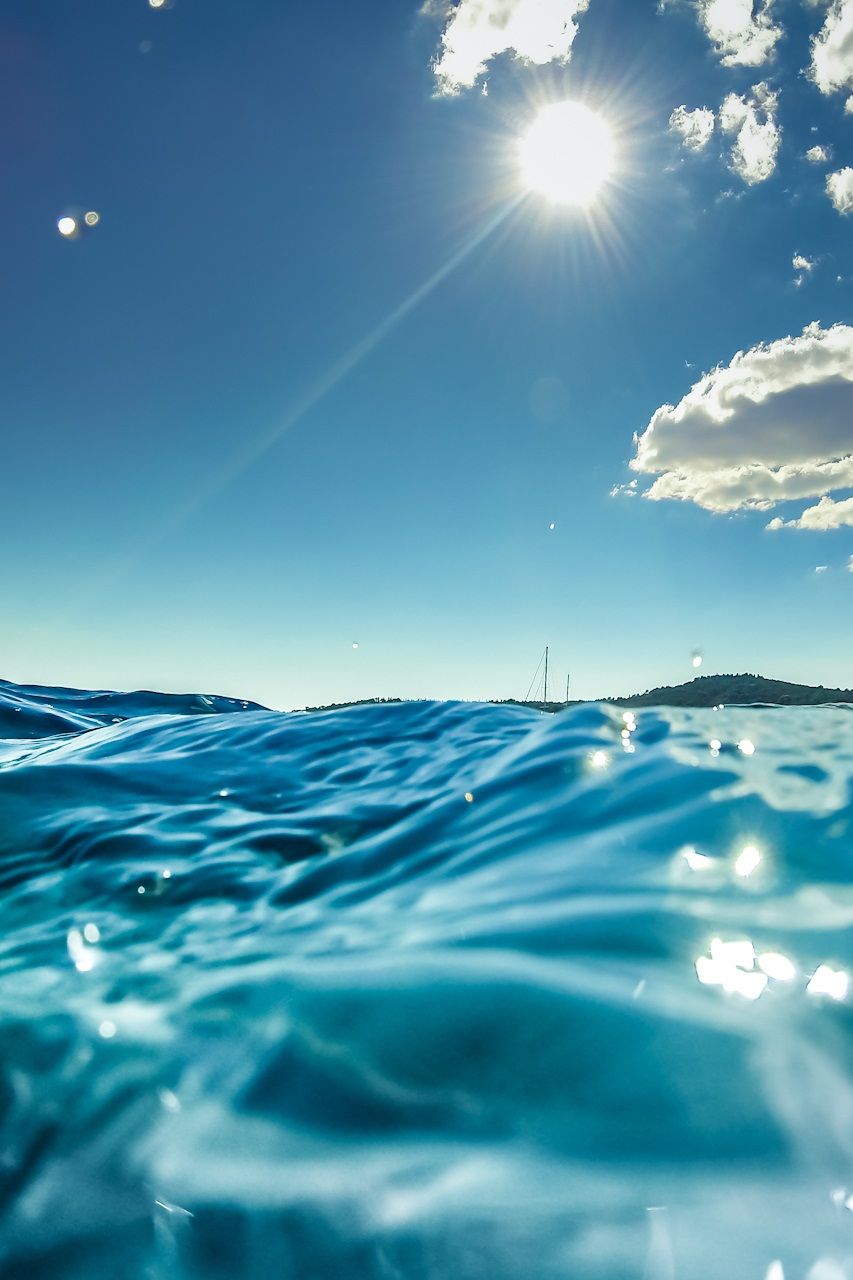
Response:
[299,673,853,714]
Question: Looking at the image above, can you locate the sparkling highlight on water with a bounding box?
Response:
[2,678,851,1276]
[735,844,761,877]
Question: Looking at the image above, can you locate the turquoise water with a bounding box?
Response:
[1,678,852,1279]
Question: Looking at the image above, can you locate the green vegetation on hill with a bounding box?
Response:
[506,673,853,711]
[300,675,853,714]
[614,673,853,708]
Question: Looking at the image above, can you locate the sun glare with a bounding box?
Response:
[520,101,614,207]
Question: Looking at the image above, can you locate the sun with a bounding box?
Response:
[519,101,615,207]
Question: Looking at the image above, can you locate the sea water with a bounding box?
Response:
[0,678,851,1280]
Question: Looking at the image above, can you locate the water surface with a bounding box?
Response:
[1,678,851,1279]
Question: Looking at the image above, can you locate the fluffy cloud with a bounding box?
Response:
[793,252,816,285]
[669,104,716,150]
[720,83,781,184]
[426,0,590,95]
[827,166,853,212]
[697,0,782,67]
[627,323,853,523]
[767,495,853,529]
[810,0,853,98]
[805,143,831,163]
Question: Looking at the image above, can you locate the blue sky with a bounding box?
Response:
[2,0,853,707]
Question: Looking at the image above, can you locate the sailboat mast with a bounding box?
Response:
[544,646,549,703]
[565,673,570,703]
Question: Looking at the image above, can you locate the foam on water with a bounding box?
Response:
[1,678,852,1279]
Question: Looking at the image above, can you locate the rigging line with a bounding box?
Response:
[84,193,526,604]
[524,647,546,703]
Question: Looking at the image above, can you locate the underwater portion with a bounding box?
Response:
[1,678,851,1279]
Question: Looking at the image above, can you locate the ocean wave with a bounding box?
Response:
[1,679,851,1278]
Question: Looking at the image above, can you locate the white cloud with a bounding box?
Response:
[720,83,781,184]
[827,166,853,211]
[426,0,590,95]
[628,322,853,524]
[810,0,853,99]
[814,564,828,572]
[793,252,817,285]
[767,495,853,529]
[697,0,782,67]
[669,104,716,150]
[849,553,853,572]
[805,143,831,163]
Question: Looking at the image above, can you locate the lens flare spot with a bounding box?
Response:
[57,216,77,237]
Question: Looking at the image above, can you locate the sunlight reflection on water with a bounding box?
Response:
[0,681,851,1278]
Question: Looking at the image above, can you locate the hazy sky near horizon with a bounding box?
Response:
[3,0,853,708]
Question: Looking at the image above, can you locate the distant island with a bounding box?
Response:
[301,674,853,714]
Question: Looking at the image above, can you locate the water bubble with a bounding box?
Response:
[137,885,146,895]
[158,1087,181,1113]
[464,792,474,803]
[737,738,756,756]
[83,922,101,944]
[84,210,100,227]
[98,1019,117,1039]
[162,868,171,880]
[219,788,230,798]
[709,738,722,752]
[590,750,608,770]
[352,642,359,650]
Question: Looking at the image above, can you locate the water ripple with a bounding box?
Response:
[0,680,851,1278]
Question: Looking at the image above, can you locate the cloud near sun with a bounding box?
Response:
[424,0,590,95]
[626,323,853,530]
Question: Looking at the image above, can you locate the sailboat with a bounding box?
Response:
[523,646,570,705]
